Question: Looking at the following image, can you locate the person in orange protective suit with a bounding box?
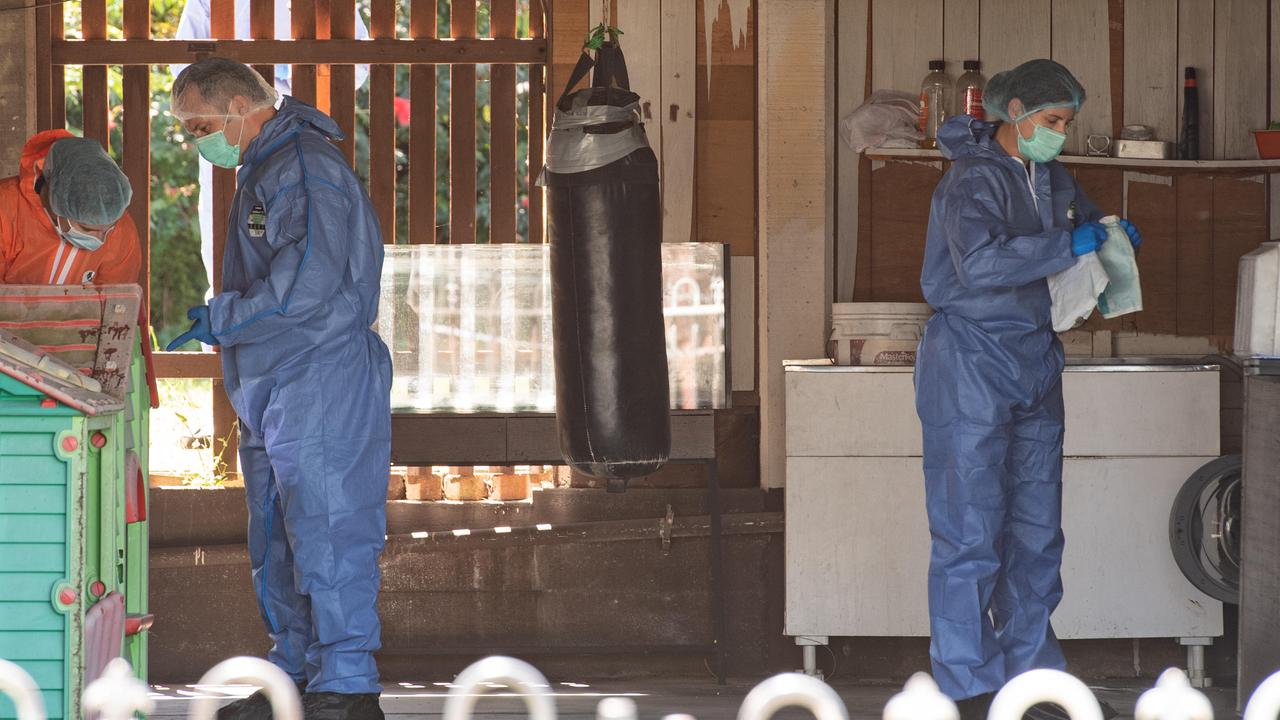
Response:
[0,130,141,286]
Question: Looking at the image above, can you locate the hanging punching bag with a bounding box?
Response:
[543,41,671,492]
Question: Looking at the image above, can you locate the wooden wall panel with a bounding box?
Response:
[1179,0,1215,160]
[696,0,755,258]
[835,0,869,301]
[1213,176,1268,336]
[1125,174,1177,335]
[867,162,939,303]
[1215,0,1269,159]
[870,0,941,95]
[1123,0,1177,144]
[661,0,697,244]
[1052,0,1111,156]
[942,0,978,67]
[617,1,663,175]
[1176,174,1215,337]
[979,0,1049,78]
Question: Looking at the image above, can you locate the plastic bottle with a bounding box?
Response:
[917,60,953,149]
[1180,67,1199,160]
[955,59,986,120]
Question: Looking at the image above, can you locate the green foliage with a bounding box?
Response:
[59,0,535,346]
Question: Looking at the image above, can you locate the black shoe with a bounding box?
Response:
[217,682,306,720]
[1021,700,1119,720]
[956,693,994,720]
[1023,703,1071,720]
[302,692,385,720]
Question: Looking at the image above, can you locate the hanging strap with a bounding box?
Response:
[558,51,597,107]
[556,40,634,108]
[591,42,631,91]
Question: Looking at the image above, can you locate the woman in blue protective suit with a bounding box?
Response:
[914,59,1140,720]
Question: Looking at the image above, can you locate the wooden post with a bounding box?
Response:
[330,0,357,165]
[292,0,318,104]
[758,0,830,488]
[528,0,545,245]
[122,0,150,296]
[211,0,239,473]
[490,0,517,244]
[451,0,478,244]
[250,0,274,84]
[369,0,396,244]
[81,0,108,149]
[409,0,437,245]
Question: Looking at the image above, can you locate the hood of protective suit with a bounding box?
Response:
[16,129,75,210]
[937,116,1006,162]
[242,96,345,165]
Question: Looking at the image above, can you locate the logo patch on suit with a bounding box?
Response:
[248,203,267,238]
[81,270,96,284]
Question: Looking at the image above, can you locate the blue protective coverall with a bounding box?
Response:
[209,97,392,694]
[914,116,1103,700]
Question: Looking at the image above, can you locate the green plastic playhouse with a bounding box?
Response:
[0,285,153,720]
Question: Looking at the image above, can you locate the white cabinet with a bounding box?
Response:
[784,361,1224,642]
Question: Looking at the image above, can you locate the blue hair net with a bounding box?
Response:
[982,59,1086,123]
[45,137,133,226]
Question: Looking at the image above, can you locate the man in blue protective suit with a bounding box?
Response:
[167,57,391,720]
[915,59,1140,720]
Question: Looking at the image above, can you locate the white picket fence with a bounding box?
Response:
[3,654,1280,720]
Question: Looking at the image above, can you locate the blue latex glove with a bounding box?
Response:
[1118,218,1142,248]
[165,305,218,350]
[1071,222,1107,257]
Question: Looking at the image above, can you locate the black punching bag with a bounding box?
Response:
[544,42,670,492]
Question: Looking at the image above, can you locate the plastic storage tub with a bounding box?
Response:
[828,303,933,366]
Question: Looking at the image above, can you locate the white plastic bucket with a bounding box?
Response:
[828,302,933,366]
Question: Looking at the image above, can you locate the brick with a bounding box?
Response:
[489,474,530,501]
[443,474,487,501]
[405,470,444,501]
[387,472,406,501]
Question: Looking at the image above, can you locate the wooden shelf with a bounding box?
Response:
[864,147,1280,171]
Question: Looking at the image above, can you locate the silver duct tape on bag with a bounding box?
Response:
[542,94,648,178]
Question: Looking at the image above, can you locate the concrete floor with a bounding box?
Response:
[147,678,1240,719]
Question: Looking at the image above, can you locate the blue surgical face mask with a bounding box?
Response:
[48,211,108,251]
[1015,112,1068,163]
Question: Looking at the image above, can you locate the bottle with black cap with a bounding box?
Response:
[1180,67,1199,160]
[955,59,987,120]
[918,59,953,149]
